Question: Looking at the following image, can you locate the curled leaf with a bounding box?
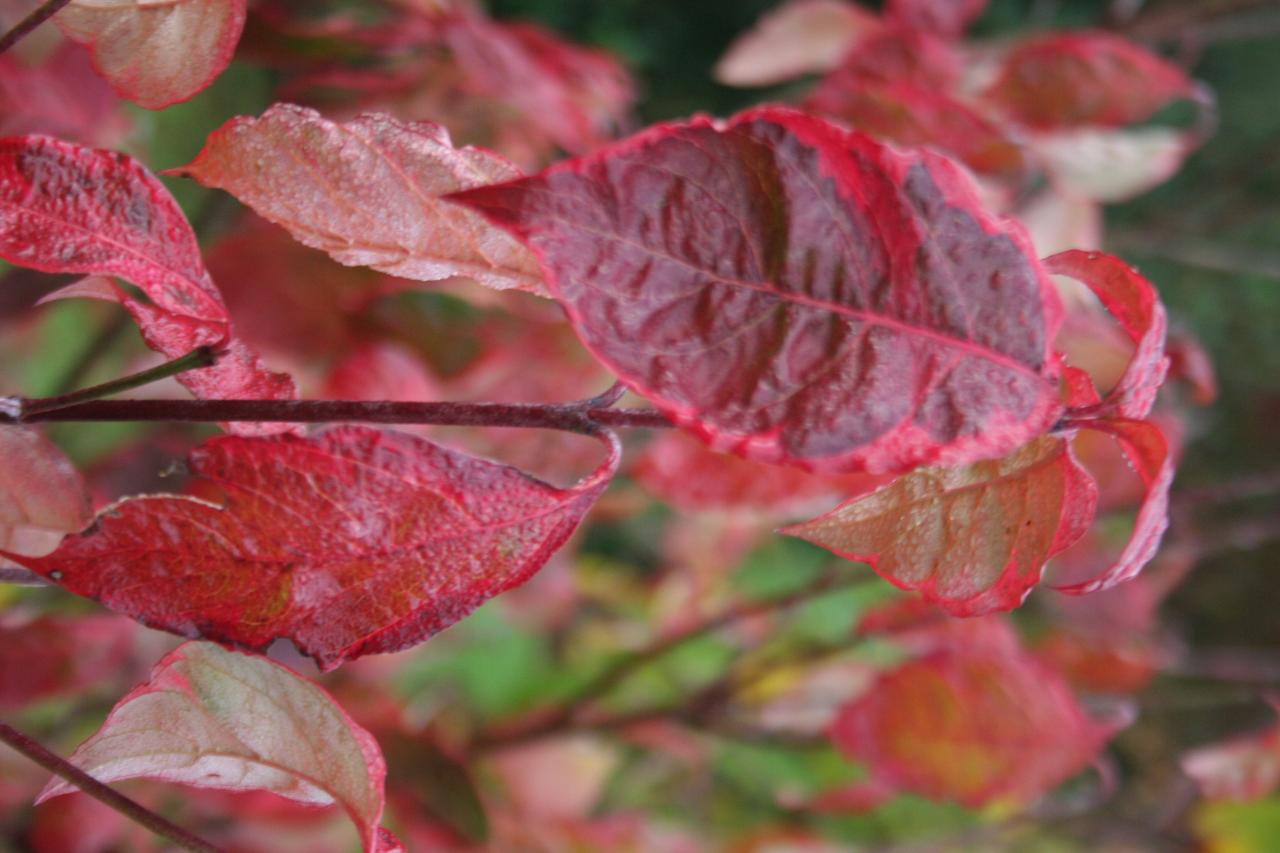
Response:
[175,103,546,295]
[1047,250,1168,421]
[453,107,1064,475]
[12,426,619,670]
[39,641,389,851]
[1054,418,1173,595]
[56,0,248,109]
[783,436,1098,615]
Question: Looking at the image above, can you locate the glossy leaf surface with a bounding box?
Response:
[56,0,247,109]
[0,136,297,430]
[14,426,619,670]
[177,104,546,295]
[453,107,1064,475]
[1047,250,1168,420]
[40,642,389,851]
[784,437,1097,615]
[830,635,1118,806]
[984,31,1194,130]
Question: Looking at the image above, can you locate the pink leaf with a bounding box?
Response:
[38,641,389,851]
[783,436,1098,615]
[714,0,882,87]
[451,107,1065,475]
[1047,250,1168,420]
[175,104,547,295]
[829,633,1120,807]
[1183,713,1280,801]
[0,426,90,561]
[984,31,1194,130]
[441,15,634,155]
[886,0,988,38]
[1054,418,1173,595]
[0,42,129,147]
[0,615,134,709]
[11,426,619,670]
[55,0,247,109]
[0,136,297,435]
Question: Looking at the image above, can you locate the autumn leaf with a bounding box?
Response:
[828,631,1121,807]
[984,31,1195,130]
[55,0,247,109]
[886,0,988,38]
[39,641,390,851]
[175,103,547,295]
[783,437,1098,615]
[1047,251,1168,420]
[1182,706,1280,801]
[0,615,134,709]
[0,42,129,147]
[0,136,297,434]
[453,107,1064,475]
[0,426,90,562]
[634,430,887,515]
[11,426,620,670]
[1053,418,1173,595]
[714,0,881,87]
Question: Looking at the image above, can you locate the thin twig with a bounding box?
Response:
[0,0,72,55]
[0,397,675,433]
[0,721,222,853]
[22,347,219,417]
[472,571,871,750]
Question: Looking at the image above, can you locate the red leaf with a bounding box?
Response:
[11,426,619,670]
[0,615,135,709]
[886,0,987,38]
[829,636,1119,806]
[714,0,882,87]
[1047,250,1168,420]
[176,104,547,295]
[452,107,1064,475]
[0,136,297,434]
[1053,418,1173,595]
[805,79,1026,178]
[1183,711,1280,801]
[443,16,634,155]
[0,426,90,561]
[55,0,247,109]
[39,641,390,851]
[984,31,1194,130]
[0,42,129,147]
[783,436,1098,615]
[634,430,887,515]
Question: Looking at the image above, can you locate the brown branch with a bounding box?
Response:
[0,0,71,55]
[0,397,675,433]
[0,721,222,853]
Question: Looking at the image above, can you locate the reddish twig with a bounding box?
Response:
[0,0,72,55]
[0,721,222,853]
[1,397,675,433]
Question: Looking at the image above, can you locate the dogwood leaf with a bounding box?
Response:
[453,107,1064,475]
[56,0,247,109]
[0,136,297,434]
[39,642,389,851]
[783,436,1098,615]
[12,426,619,670]
[176,104,546,295]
